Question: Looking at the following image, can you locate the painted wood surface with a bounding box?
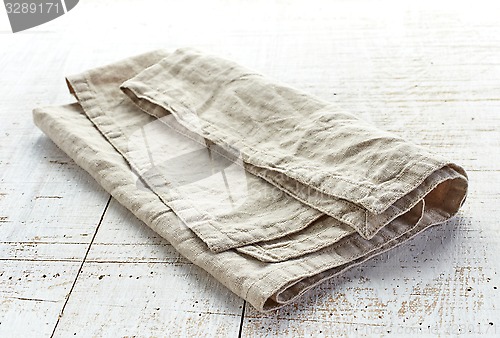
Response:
[0,0,499,336]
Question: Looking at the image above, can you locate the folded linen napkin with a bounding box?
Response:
[33,49,468,311]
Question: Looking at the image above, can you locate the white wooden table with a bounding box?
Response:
[1,1,499,336]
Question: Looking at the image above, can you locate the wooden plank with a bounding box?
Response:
[52,262,244,337]
[52,200,244,337]
[0,30,111,337]
[0,260,81,337]
[0,120,110,252]
[0,136,109,247]
[0,122,112,336]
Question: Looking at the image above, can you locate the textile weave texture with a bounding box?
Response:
[33,49,468,311]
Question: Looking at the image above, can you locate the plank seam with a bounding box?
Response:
[237,301,246,338]
[49,195,112,338]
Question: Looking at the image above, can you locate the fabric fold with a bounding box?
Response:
[120,48,467,240]
[32,49,468,312]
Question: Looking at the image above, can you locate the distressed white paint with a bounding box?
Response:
[0,0,499,336]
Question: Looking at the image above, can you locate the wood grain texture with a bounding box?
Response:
[0,0,499,336]
[51,201,244,337]
[0,261,81,337]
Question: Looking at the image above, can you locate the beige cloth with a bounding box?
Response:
[33,49,468,311]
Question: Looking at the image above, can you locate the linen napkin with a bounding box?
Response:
[33,49,468,311]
